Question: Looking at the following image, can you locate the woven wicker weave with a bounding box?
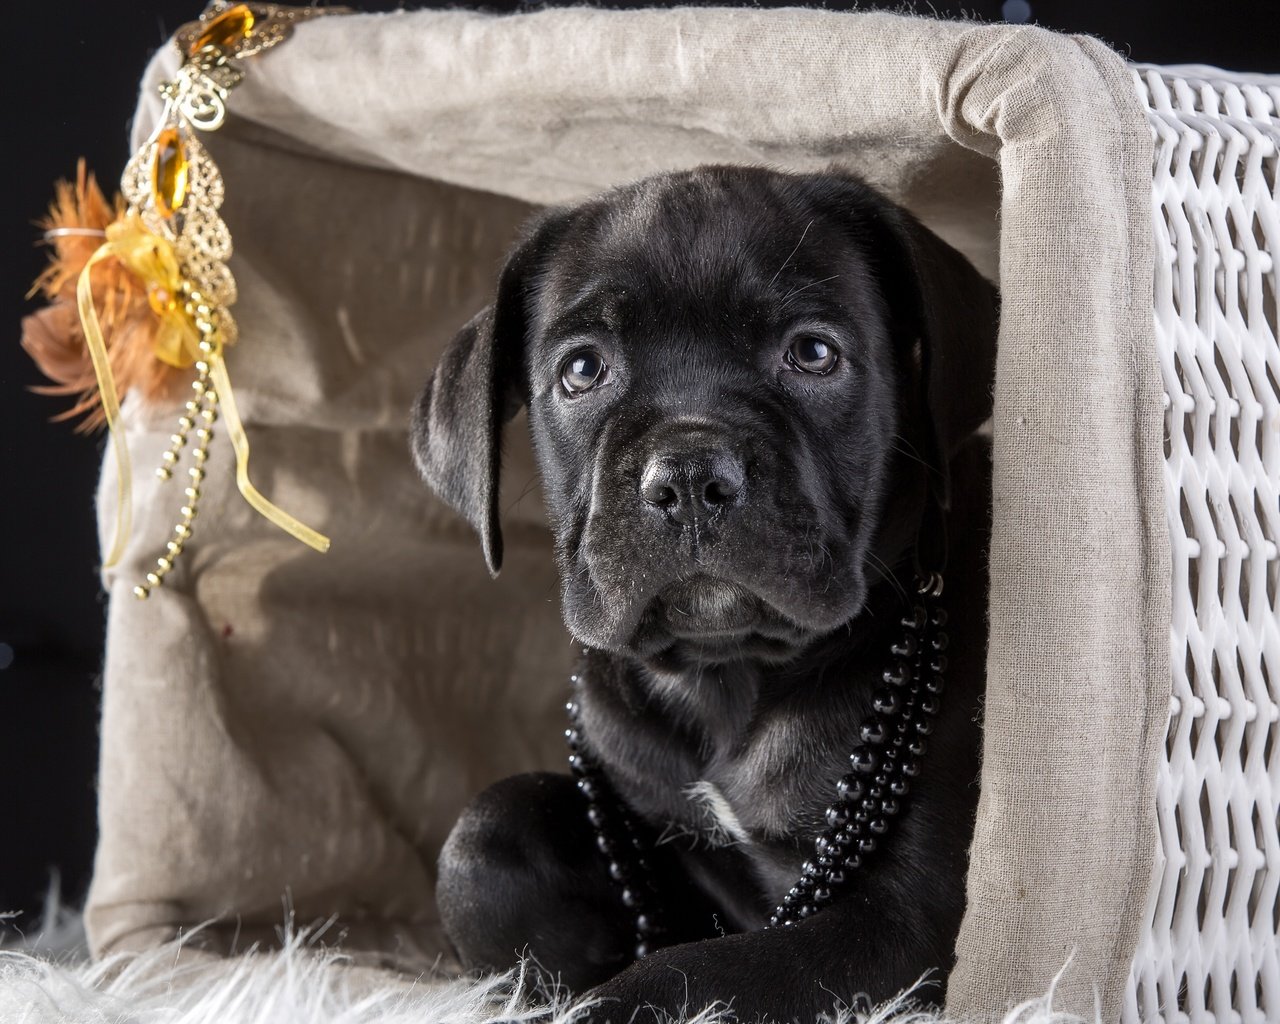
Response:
[1127,65,1280,1024]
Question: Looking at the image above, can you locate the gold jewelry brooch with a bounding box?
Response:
[22,3,345,599]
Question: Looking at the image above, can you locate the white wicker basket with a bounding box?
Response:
[72,12,1275,1018]
[1127,65,1280,1024]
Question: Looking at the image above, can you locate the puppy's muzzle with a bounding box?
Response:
[639,438,745,527]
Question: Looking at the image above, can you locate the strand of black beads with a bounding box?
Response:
[768,573,948,928]
[566,686,664,960]
[770,636,918,925]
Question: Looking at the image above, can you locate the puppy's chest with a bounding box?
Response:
[588,657,872,849]
[654,680,851,847]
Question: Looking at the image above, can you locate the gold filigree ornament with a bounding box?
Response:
[27,2,344,599]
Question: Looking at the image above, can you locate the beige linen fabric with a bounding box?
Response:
[88,9,1170,1021]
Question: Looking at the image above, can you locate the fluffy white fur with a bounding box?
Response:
[1,896,1093,1024]
[0,950,1095,1024]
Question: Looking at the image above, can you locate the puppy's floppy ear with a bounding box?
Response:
[814,175,1000,508]
[876,207,999,508]
[410,211,570,576]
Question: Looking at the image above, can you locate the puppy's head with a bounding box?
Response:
[412,167,997,665]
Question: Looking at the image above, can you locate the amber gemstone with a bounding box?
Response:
[151,127,189,218]
[189,4,255,55]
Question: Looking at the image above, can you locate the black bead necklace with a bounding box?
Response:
[565,692,665,959]
[768,572,948,926]
[565,572,948,954]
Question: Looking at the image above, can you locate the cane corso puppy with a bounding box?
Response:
[411,166,998,1022]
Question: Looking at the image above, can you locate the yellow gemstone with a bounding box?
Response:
[189,4,255,55]
[151,128,189,219]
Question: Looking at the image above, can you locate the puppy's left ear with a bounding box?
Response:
[869,197,1000,510]
[813,175,1000,509]
[410,211,570,576]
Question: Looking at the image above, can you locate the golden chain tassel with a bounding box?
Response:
[34,3,344,598]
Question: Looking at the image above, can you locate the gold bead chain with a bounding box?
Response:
[133,289,222,600]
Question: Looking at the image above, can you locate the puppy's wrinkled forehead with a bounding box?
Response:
[532,171,880,338]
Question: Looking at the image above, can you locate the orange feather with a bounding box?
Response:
[21,160,183,432]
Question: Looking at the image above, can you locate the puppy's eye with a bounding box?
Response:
[561,348,608,395]
[785,335,839,375]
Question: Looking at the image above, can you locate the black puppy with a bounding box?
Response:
[411,166,998,1022]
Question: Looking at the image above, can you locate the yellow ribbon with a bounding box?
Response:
[104,214,200,369]
[207,354,330,553]
[77,244,133,569]
[76,241,330,566]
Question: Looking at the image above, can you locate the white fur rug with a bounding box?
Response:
[1,898,1090,1024]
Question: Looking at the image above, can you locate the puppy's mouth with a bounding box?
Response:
[655,576,761,636]
[565,498,871,661]
[629,575,808,662]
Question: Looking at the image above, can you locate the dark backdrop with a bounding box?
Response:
[1,0,1274,931]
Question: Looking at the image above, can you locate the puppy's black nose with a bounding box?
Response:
[640,449,745,525]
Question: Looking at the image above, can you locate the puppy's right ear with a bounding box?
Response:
[410,211,569,576]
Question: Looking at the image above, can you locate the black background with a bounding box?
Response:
[1,0,1274,931]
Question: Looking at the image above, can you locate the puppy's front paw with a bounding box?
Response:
[574,950,734,1024]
